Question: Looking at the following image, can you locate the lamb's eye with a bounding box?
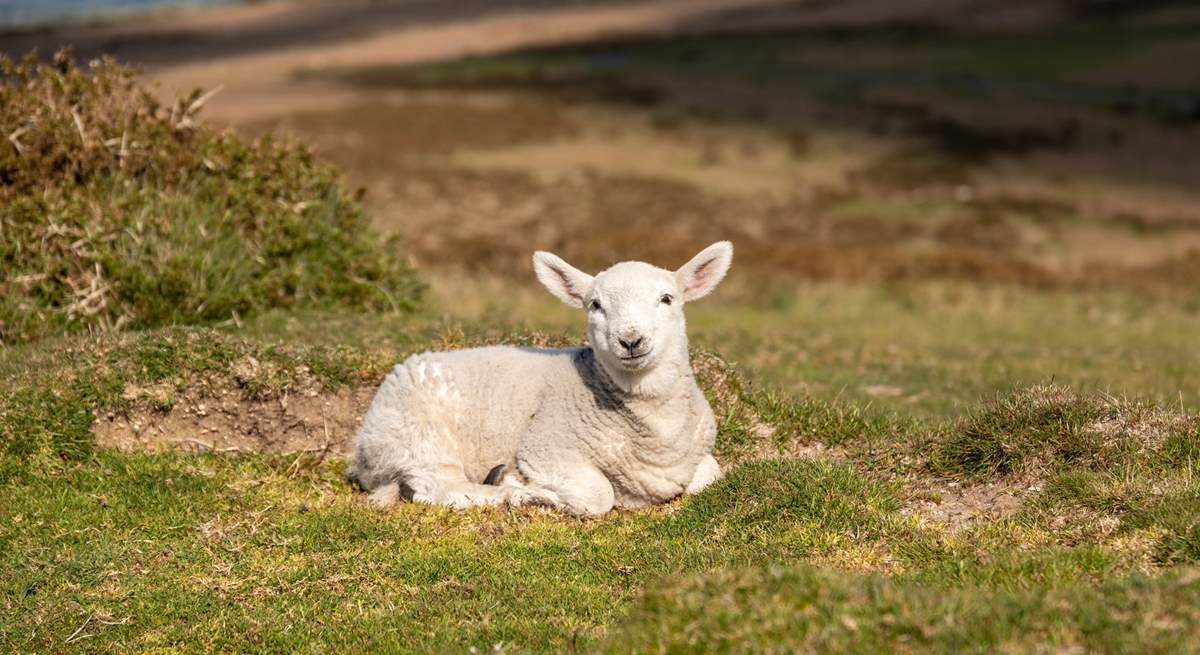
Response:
[660,294,673,306]
[589,300,602,311]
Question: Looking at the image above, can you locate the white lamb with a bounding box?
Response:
[346,242,733,516]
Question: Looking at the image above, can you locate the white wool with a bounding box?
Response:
[346,242,733,516]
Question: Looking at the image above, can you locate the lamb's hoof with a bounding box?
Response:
[483,464,507,486]
[507,488,558,508]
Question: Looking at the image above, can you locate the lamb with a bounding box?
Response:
[345,242,733,516]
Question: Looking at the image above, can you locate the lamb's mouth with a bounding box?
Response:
[619,352,651,365]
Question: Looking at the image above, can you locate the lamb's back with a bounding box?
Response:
[414,345,584,473]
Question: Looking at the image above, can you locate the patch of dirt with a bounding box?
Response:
[455,131,808,199]
[780,439,849,463]
[95,386,376,456]
[902,478,1035,528]
[136,0,795,123]
[373,165,746,274]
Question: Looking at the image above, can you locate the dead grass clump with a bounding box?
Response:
[0,51,422,344]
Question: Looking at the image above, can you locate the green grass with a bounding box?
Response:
[690,282,1200,418]
[1,314,1198,651]
[0,455,915,651]
[4,269,1186,651]
[406,276,1200,419]
[604,565,1200,654]
[2,440,1194,652]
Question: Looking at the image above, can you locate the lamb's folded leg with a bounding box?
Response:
[406,472,518,509]
[511,457,615,517]
[685,454,721,495]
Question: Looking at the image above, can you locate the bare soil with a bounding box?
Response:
[95,386,375,456]
[902,478,1032,527]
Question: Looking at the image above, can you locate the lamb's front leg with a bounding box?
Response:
[685,454,721,495]
[509,457,616,517]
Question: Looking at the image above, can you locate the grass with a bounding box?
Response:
[411,275,1200,419]
[0,423,1188,652]
[604,565,1200,654]
[1,314,1198,652]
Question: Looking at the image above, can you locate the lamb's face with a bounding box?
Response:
[586,262,683,373]
[533,242,734,379]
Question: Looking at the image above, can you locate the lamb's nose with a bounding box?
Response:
[619,336,643,352]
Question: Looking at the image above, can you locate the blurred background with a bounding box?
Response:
[5,0,1199,416]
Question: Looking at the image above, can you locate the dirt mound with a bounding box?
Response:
[95,386,376,456]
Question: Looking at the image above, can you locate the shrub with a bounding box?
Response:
[0,51,423,344]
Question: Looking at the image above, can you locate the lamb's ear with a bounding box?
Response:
[675,241,733,302]
[533,251,594,308]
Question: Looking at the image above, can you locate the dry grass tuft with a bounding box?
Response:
[0,51,422,344]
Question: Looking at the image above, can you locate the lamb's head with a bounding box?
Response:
[533,242,733,378]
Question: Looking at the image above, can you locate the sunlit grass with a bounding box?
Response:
[2,307,1197,651]
[406,274,1200,419]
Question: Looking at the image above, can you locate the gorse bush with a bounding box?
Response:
[0,51,423,344]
